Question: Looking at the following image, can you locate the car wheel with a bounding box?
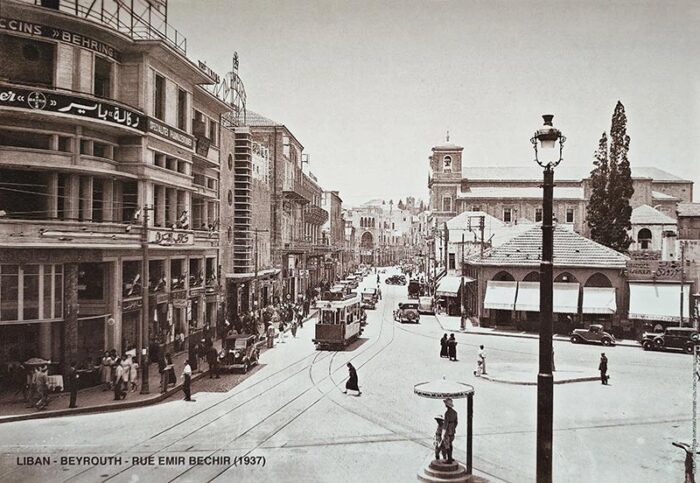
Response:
[685,344,695,354]
[570,335,580,344]
[642,341,652,351]
[602,338,612,346]
[654,338,664,348]
[243,362,249,373]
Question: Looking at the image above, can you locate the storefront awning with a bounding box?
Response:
[514,282,540,312]
[582,287,617,314]
[628,282,691,322]
[435,276,474,297]
[483,280,517,311]
[553,283,580,314]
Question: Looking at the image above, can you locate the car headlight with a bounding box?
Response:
[234,351,240,358]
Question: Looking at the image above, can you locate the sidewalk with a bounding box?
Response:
[0,309,320,424]
[0,339,221,424]
[434,314,641,348]
[476,362,600,386]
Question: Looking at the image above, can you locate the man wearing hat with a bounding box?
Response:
[443,398,458,463]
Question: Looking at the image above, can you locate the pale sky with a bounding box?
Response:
[170,0,700,207]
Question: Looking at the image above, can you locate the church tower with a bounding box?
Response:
[428,132,463,224]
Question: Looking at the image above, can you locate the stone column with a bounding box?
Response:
[156,185,166,227]
[66,174,80,221]
[79,176,93,221]
[113,181,124,222]
[62,263,79,368]
[167,188,177,227]
[102,179,114,222]
[46,173,58,219]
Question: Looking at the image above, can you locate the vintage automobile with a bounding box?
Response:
[361,288,378,309]
[219,334,260,373]
[570,324,616,346]
[394,301,420,323]
[385,275,407,285]
[407,279,421,299]
[641,327,700,353]
[417,296,435,314]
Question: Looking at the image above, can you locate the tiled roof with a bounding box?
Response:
[473,225,628,268]
[677,203,700,217]
[461,165,688,182]
[630,205,677,225]
[244,110,281,127]
[651,191,678,200]
[457,187,584,200]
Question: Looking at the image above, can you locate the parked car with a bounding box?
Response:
[219,334,260,373]
[417,296,434,314]
[361,288,378,309]
[570,324,616,346]
[641,327,700,353]
[394,301,420,323]
[408,279,421,299]
[385,275,407,285]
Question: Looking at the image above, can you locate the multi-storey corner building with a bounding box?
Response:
[0,0,227,370]
[321,190,346,281]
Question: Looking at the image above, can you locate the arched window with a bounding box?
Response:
[523,271,540,282]
[493,271,515,282]
[443,155,452,172]
[442,196,452,212]
[638,228,652,250]
[585,272,612,288]
[554,272,578,283]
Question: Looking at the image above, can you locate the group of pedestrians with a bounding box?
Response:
[439,334,487,376]
[99,350,139,401]
[433,398,458,463]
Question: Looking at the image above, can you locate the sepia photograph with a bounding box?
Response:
[0,0,699,481]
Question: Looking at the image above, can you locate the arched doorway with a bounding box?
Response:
[583,272,616,334]
[637,228,652,250]
[360,231,374,265]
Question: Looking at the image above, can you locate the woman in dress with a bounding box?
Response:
[129,355,139,392]
[166,353,176,386]
[343,362,361,396]
[100,351,113,391]
[440,334,448,358]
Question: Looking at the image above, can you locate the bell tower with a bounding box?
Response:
[428,131,463,223]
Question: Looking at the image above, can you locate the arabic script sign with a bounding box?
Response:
[0,17,120,61]
[148,229,194,246]
[0,84,146,130]
[147,117,194,149]
[627,259,687,281]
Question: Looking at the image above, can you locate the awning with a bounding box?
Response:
[515,281,540,312]
[435,276,473,297]
[483,280,517,311]
[582,287,617,314]
[628,283,691,322]
[553,283,580,314]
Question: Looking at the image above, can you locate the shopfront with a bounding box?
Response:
[483,280,517,326]
[628,282,692,332]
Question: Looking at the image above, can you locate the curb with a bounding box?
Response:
[0,369,211,424]
[478,374,601,386]
[434,315,641,348]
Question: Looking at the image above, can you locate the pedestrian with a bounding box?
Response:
[34,365,49,410]
[296,306,304,329]
[279,319,287,343]
[473,359,484,377]
[672,441,700,483]
[100,351,113,391]
[189,342,199,372]
[290,319,298,338]
[599,353,609,385]
[197,340,207,370]
[303,297,310,319]
[440,334,448,358]
[158,354,168,393]
[113,357,126,400]
[478,345,486,374]
[166,353,176,386]
[207,344,220,379]
[343,362,361,396]
[433,415,445,461]
[266,323,276,348]
[442,398,458,463]
[447,334,457,361]
[182,359,193,402]
[68,361,79,408]
[121,354,131,394]
[129,355,139,392]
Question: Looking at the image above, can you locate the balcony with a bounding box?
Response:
[0,218,141,249]
[305,205,329,226]
[282,177,314,203]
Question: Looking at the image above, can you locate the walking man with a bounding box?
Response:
[68,361,79,408]
[478,345,487,375]
[34,365,49,410]
[182,359,193,402]
[207,344,220,379]
[158,354,168,393]
[599,352,609,385]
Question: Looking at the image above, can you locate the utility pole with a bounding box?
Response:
[694,345,698,476]
[681,241,686,327]
[139,206,153,394]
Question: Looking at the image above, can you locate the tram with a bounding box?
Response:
[313,292,365,350]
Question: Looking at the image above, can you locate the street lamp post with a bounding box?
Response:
[138,206,155,395]
[531,114,566,483]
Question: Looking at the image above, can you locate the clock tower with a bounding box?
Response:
[428,132,462,224]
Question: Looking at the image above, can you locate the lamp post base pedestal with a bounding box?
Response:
[417,456,480,482]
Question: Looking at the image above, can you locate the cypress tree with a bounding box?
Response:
[587,133,610,244]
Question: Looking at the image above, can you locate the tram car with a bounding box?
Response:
[313,293,365,350]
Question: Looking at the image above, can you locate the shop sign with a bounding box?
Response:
[627,259,686,281]
[195,135,211,157]
[173,299,187,309]
[197,61,220,83]
[171,290,187,301]
[155,293,170,305]
[0,84,145,130]
[148,229,193,245]
[0,17,120,61]
[122,299,142,312]
[628,250,662,261]
[147,117,194,149]
[190,287,205,296]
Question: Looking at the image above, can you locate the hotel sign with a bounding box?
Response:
[148,229,194,246]
[0,84,146,130]
[626,259,686,281]
[147,117,194,149]
[0,17,120,61]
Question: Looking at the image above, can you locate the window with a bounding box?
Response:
[228,190,233,206]
[470,205,481,212]
[1,35,55,88]
[442,196,452,212]
[210,119,218,146]
[535,208,543,222]
[448,253,456,270]
[1,264,62,321]
[566,208,574,223]
[154,73,166,120]
[638,228,652,250]
[228,154,233,170]
[443,155,452,172]
[503,208,512,223]
[94,56,112,98]
[177,88,187,130]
